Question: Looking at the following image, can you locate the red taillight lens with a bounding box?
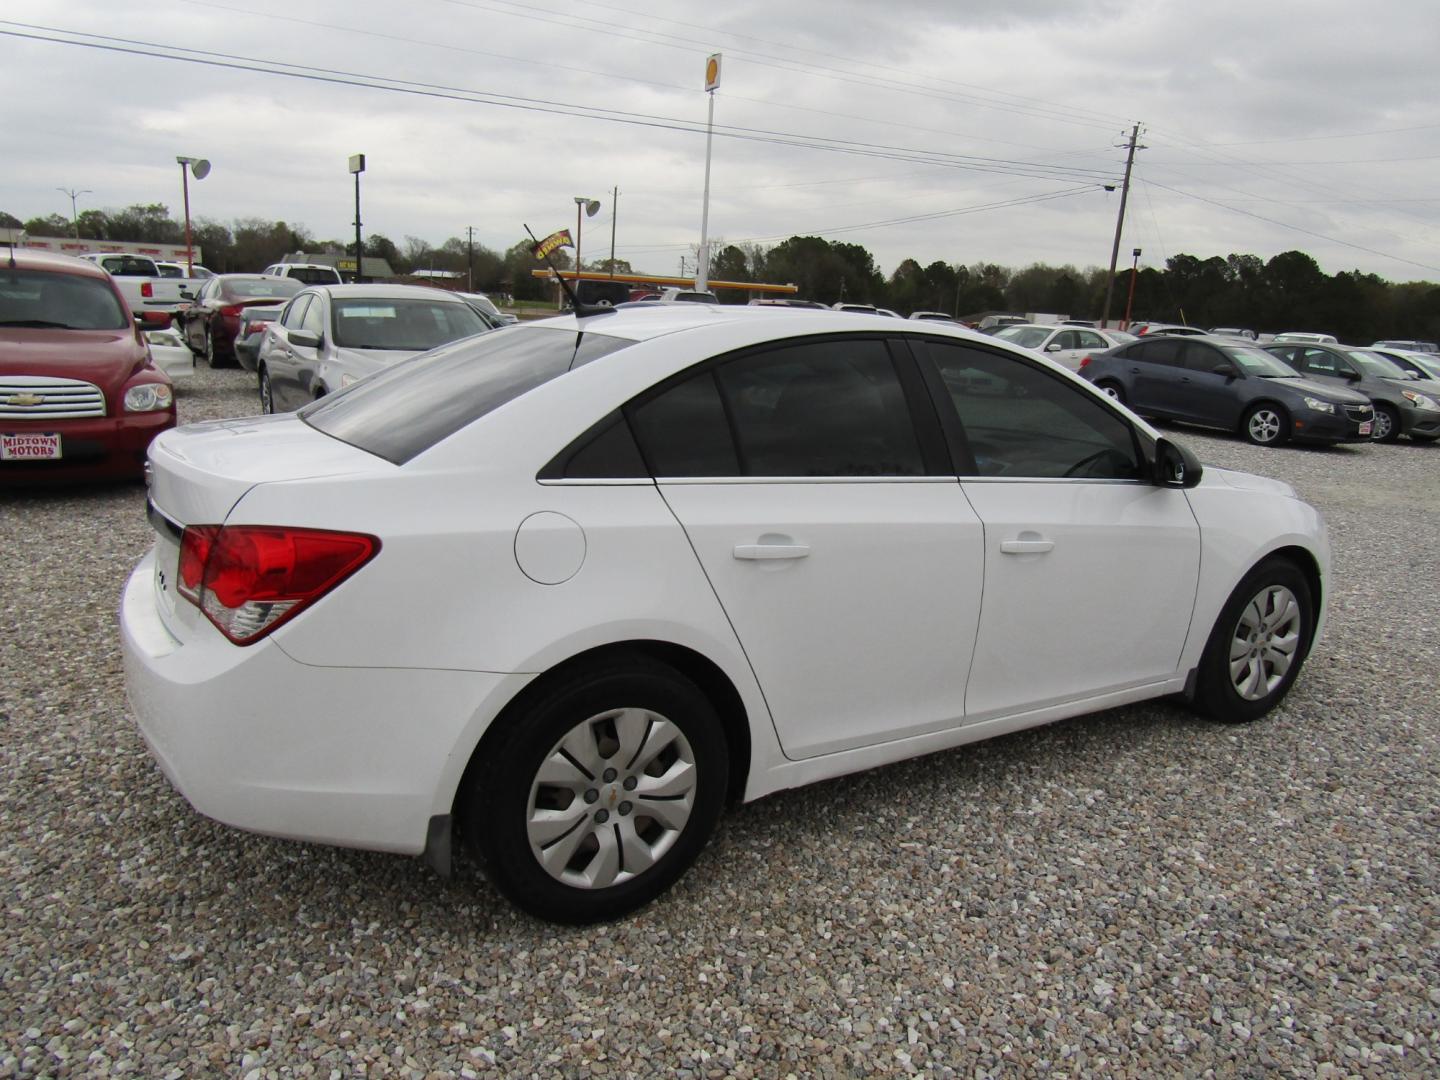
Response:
[141,281,154,298]
[220,304,244,318]
[1078,355,1092,370]
[176,524,379,645]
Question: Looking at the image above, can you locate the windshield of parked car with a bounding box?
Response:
[222,278,304,301]
[1223,345,1302,377]
[330,297,488,350]
[1344,350,1410,379]
[0,269,129,330]
[1399,352,1440,380]
[994,326,1052,349]
[302,325,636,464]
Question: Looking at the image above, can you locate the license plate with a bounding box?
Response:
[1,432,62,460]
[1359,421,1372,436]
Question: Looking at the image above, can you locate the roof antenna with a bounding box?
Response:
[524,224,615,318]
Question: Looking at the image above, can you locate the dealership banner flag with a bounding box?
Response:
[531,229,573,261]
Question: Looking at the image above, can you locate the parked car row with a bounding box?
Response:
[1077,333,1440,446]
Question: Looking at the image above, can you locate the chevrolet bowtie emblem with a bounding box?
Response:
[8,393,44,407]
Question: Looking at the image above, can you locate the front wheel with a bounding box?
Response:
[1370,404,1400,443]
[258,365,274,414]
[1193,558,1314,723]
[1242,403,1289,446]
[461,656,728,924]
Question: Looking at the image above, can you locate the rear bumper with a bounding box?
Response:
[119,551,510,855]
[1,410,173,484]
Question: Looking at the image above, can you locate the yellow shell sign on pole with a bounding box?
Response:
[705,53,721,92]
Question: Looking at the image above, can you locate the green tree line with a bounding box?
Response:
[5,205,1437,341]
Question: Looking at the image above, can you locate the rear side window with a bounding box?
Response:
[923,341,1141,480]
[302,326,634,464]
[629,338,925,478]
[1127,338,1186,367]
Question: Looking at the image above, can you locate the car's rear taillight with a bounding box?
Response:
[1078,355,1092,370]
[220,304,244,318]
[141,281,154,298]
[177,525,379,645]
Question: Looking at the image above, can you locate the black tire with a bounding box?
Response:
[1371,404,1401,443]
[1095,380,1126,404]
[204,324,234,369]
[258,365,274,414]
[1241,402,1290,447]
[461,655,728,924]
[1193,557,1315,723]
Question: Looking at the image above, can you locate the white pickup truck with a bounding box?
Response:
[77,253,191,316]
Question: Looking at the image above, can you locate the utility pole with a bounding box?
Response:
[466,225,474,292]
[1100,122,1143,329]
[57,187,91,239]
[609,185,618,277]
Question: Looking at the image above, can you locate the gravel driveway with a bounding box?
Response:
[3,364,1437,1077]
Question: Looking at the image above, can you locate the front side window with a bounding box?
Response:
[301,295,327,338]
[1296,348,1345,376]
[923,341,1141,480]
[629,338,925,478]
[280,294,311,330]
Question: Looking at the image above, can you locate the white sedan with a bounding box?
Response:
[121,307,1329,923]
[992,323,1136,369]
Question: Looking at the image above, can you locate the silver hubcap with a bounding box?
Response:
[1371,411,1392,440]
[1248,409,1281,443]
[527,708,697,890]
[1101,384,1120,399]
[1229,585,1302,700]
[260,373,271,412]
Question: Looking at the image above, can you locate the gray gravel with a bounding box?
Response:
[2,364,1438,1078]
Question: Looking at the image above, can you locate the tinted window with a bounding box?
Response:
[1295,348,1346,376]
[287,267,342,285]
[630,371,739,476]
[0,269,129,330]
[303,326,634,465]
[1181,342,1227,372]
[925,342,1141,480]
[1128,338,1185,367]
[1076,330,1110,350]
[542,413,649,480]
[99,256,156,277]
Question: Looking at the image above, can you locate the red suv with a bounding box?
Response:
[1,249,176,484]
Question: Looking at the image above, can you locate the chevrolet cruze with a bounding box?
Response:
[121,307,1330,922]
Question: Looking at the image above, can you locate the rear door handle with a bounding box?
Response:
[1000,538,1054,555]
[734,543,811,560]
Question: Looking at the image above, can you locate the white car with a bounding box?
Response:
[991,323,1136,369]
[121,307,1329,923]
[142,325,194,380]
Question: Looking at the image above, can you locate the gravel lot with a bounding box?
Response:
[3,362,1437,1078]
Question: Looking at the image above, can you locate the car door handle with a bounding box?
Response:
[1000,538,1054,554]
[733,543,811,560]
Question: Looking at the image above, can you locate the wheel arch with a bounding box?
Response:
[450,639,753,823]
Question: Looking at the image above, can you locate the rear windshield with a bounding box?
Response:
[286,267,342,285]
[98,255,158,277]
[223,278,304,301]
[331,297,488,350]
[0,269,129,330]
[994,326,1051,349]
[301,325,635,464]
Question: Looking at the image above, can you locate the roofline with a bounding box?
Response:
[530,269,798,294]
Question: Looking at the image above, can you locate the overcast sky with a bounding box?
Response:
[2,0,1438,285]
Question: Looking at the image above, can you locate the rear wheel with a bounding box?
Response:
[1370,404,1401,443]
[461,655,728,924]
[1242,403,1289,446]
[1095,380,1125,404]
[1193,558,1314,723]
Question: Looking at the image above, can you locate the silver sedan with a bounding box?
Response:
[255,284,492,413]
[991,323,1137,370]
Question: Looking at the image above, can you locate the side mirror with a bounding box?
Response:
[288,329,321,349]
[1153,437,1202,489]
[1342,369,1362,382]
[1045,342,1063,352]
[1212,363,1238,378]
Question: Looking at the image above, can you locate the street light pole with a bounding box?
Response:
[1123,247,1142,329]
[349,154,366,284]
[56,187,91,240]
[174,156,210,276]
